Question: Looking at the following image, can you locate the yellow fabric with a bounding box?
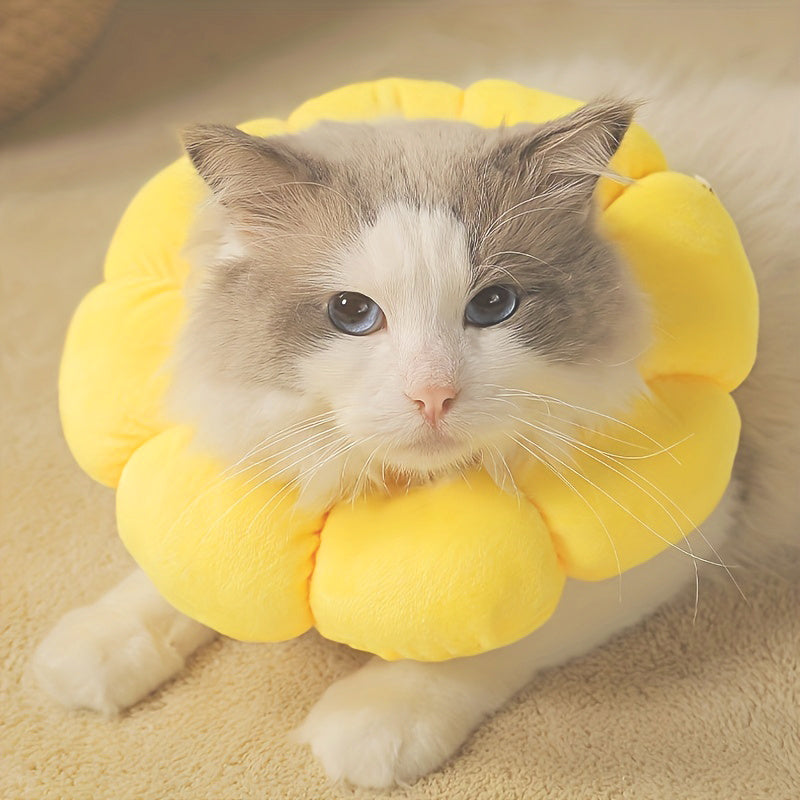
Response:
[59,78,758,661]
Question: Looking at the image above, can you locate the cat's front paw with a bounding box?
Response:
[294,660,483,788]
[32,603,185,714]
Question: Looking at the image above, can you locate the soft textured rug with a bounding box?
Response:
[2,2,798,798]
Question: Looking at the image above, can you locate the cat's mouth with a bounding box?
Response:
[407,422,466,449]
[383,429,478,475]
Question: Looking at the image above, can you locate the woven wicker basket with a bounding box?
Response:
[0,0,117,124]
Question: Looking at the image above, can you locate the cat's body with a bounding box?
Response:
[34,51,798,790]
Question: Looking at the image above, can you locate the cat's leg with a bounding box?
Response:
[295,491,735,788]
[33,568,216,714]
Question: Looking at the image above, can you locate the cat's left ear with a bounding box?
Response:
[181,124,325,222]
[492,99,636,206]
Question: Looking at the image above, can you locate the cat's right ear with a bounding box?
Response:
[489,100,637,211]
[181,125,322,214]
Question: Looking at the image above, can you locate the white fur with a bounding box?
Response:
[174,200,647,509]
[33,571,215,714]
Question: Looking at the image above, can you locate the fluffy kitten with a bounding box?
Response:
[172,102,647,510]
[32,94,783,789]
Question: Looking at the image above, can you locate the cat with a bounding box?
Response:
[33,76,798,789]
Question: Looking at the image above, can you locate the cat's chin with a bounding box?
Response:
[384,434,473,472]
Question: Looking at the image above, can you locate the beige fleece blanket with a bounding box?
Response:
[2,2,797,798]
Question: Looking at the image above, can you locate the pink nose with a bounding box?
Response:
[407,385,458,426]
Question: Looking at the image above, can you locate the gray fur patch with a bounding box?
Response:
[179,100,637,389]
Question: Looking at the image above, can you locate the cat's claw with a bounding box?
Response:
[293,660,483,788]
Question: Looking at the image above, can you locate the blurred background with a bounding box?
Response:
[3,0,798,139]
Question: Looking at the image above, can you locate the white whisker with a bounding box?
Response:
[563,432,745,607]
[489,384,681,462]
[514,430,727,568]
[204,433,352,533]
[507,431,623,597]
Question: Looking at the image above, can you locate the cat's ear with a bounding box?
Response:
[181,124,323,216]
[493,99,636,205]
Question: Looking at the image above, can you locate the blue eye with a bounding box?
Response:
[327,291,385,335]
[465,285,519,327]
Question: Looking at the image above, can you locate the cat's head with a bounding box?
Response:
[173,102,649,508]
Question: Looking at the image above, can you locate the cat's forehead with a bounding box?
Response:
[337,202,473,322]
[298,120,496,221]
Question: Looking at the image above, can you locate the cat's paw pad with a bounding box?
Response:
[32,603,184,714]
[294,664,478,788]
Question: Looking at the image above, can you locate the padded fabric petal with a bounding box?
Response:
[59,279,183,486]
[312,471,564,661]
[516,376,741,580]
[602,172,758,389]
[117,426,323,641]
[104,160,203,285]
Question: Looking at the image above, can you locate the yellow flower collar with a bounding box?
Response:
[59,79,758,661]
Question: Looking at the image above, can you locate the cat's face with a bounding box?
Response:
[173,104,648,508]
